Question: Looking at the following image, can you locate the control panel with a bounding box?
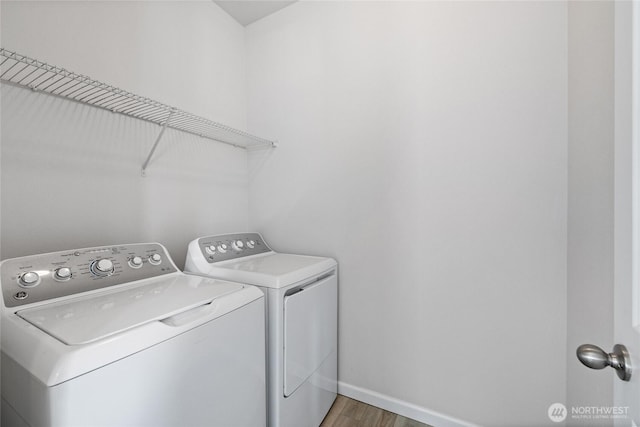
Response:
[1,243,178,308]
[198,233,271,263]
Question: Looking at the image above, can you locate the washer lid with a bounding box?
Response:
[207,253,336,288]
[17,274,244,345]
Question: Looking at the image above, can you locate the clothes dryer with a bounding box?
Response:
[185,233,337,427]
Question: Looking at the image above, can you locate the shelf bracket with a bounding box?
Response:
[141,109,176,177]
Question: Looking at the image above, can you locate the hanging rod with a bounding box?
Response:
[0,48,277,175]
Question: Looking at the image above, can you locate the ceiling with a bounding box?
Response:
[213,1,297,26]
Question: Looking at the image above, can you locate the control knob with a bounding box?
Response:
[148,253,162,265]
[54,267,72,281]
[217,244,228,254]
[129,256,143,269]
[90,259,114,277]
[232,240,244,251]
[19,271,40,288]
[205,245,216,255]
[246,240,256,249]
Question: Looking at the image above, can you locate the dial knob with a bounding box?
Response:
[217,244,228,254]
[54,267,72,281]
[19,271,40,287]
[148,253,162,265]
[246,240,256,249]
[129,256,143,269]
[91,259,114,277]
[205,245,216,255]
[232,240,244,251]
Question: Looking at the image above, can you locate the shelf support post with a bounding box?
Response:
[141,109,176,177]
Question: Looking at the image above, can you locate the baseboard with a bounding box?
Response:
[337,381,478,427]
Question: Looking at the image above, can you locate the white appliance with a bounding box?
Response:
[1,243,266,427]
[185,233,338,427]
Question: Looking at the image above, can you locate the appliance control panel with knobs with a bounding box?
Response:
[0,243,177,308]
[197,233,271,263]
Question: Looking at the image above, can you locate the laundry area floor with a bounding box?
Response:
[321,395,432,427]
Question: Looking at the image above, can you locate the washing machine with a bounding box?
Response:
[1,242,266,427]
[185,233,337,427]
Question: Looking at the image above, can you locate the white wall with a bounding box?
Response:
[0,0,248,267]
[566,2,615,424]
[246,2,568,426]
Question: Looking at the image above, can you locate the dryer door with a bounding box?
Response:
[283,273,337,397]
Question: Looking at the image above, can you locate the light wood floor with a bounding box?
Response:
[320,395,433,427]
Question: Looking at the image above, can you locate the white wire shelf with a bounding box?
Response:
[0,48,277,175]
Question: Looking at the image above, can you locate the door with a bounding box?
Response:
[614,1,639,425]
[283,273,337,397]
